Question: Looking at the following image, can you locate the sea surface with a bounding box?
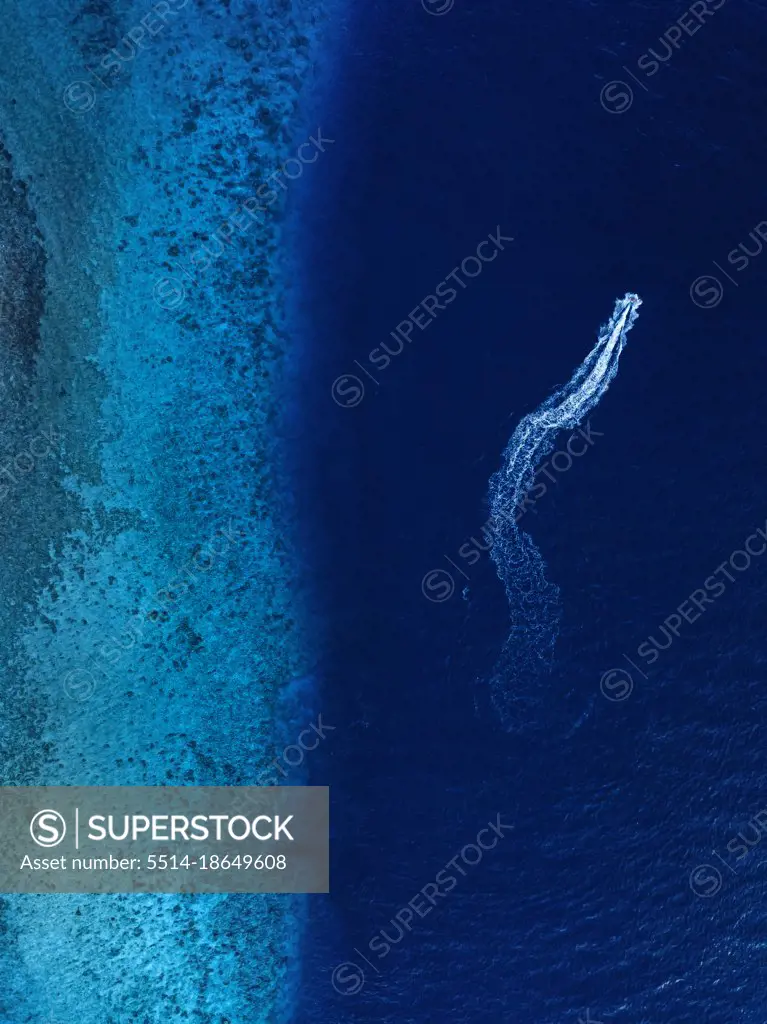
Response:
[294,1,767,1022]
[0,0,334,1020]
[3,0,767,1021]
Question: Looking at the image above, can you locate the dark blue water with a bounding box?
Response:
[294,1,767,1021]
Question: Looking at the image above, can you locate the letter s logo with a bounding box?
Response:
[30,809,67,847]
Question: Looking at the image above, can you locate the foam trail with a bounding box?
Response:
[485,292,642,729]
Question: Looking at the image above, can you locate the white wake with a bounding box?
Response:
[485,292,642,729]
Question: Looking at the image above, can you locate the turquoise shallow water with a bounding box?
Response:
[0,0,332,1019]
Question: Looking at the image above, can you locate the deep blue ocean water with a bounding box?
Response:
[293,1,767,1021]
[2,0,767,1019]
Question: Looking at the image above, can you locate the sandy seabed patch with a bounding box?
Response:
[0,0,332,1019]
